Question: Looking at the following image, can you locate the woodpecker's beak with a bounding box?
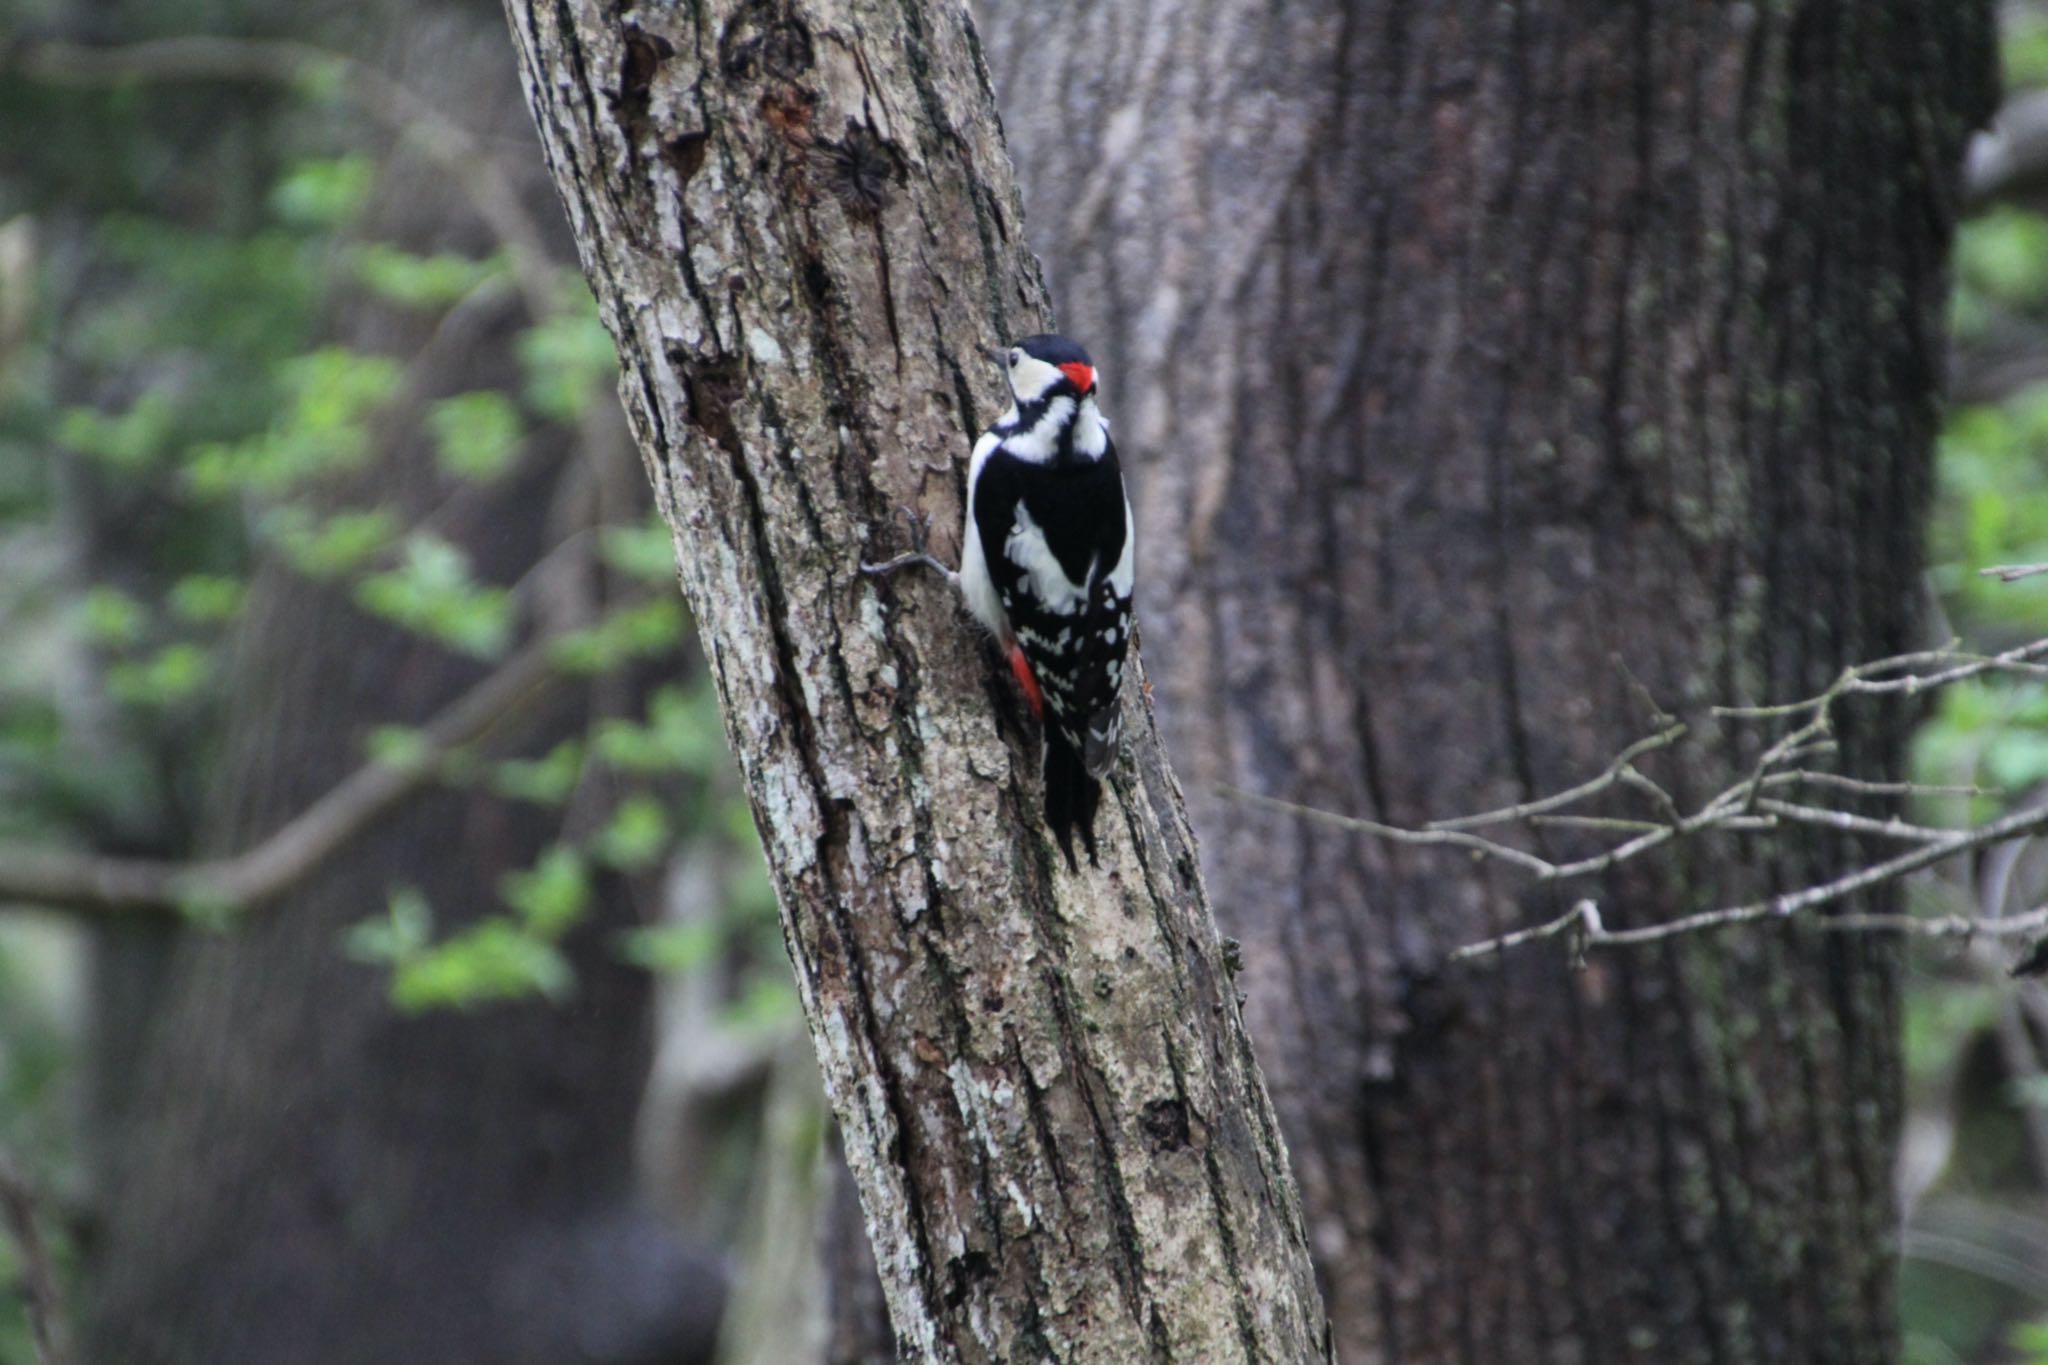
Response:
[1058,362,1096,394]
[983,345,1008,365]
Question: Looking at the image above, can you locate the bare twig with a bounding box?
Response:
[0,1150,72,1365]
[1981,563,2048,583]
[1219,787,1558,877]
[1428,723,1687,831]
[0,635,560,917]
[1450,803,2048,960]
[1219,628,2048,965]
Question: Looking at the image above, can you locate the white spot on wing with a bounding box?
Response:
[1005,502,1088,614]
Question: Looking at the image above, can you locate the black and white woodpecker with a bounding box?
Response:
[865,334,1134,870]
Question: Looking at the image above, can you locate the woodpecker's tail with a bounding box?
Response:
[1043,728,1101,873]
[1081,703,1121,780]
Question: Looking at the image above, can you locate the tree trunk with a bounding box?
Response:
[983,2,1995,1361]
[500,1,1330,1358]
[85,11,723,1362]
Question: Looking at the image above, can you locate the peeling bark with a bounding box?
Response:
[499,2,1329,1358]
[984,2,1997,1361]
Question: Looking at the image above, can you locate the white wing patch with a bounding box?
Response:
[958,429,1008,638]
[1108,496,1135,597]
[1004,501,1089,615]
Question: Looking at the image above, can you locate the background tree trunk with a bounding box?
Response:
[984,2,1996,1360]
[82,8,723,1361]
[501,0,1331,1357]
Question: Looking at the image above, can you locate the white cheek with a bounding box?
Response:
[1010,356,1064,401]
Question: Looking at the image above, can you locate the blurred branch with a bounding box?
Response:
[7,36,561,318]
[1222,636,2048,965]
[1982,562,2048,583]
[0,635,560,917]
[1966,88,2048,211]
[0,1149,72,1365]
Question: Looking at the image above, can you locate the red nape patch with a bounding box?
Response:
[1007,644,1045,721]
[1058,362,1095,393]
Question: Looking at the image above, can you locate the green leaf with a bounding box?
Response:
[184,348,402,495]
[366,725,433,772]
[354,534,513,658]
[593,684,724,775]
[427,390,525,480]
[499,846,590,938]
[594,795,671,871]
[492,740,586,806]
[390,920,574,1012]
[269,154,375,228]
[721,974,800,1032]
[1955,208,2048,308]
[78,586,147,647]
[168,574,246,624]
[345,887,434,963]
[105,643,211,706]
[517,301,617,422]
[598,519,680,583]
[267,506,400,579]
[354,244,502,310]
[58,392,178,471]
[615,921,722,974]
[548,597,686,674]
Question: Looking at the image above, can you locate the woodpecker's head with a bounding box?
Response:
[992,334,1098,405]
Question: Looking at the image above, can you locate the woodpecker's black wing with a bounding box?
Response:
[971,439,1132,738]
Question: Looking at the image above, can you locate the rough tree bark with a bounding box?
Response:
[984,2,1996,1361]
[501,1,1330,1358]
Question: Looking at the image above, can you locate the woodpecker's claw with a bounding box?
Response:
[860,506,959,585]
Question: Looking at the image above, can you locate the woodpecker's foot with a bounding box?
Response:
[860,506,959,586]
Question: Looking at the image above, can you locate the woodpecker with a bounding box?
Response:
[862,334,1133,868]
[956,334,1133,870]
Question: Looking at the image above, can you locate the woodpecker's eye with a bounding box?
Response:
[1009,350,1020,367]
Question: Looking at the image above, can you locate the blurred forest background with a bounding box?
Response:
[0,0,2046,1362]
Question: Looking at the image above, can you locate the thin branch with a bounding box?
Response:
[1451,803,2048,960]
[0,636,560,917]
[1751,798,1963,844]
[1428,723,1687,831]
[1761,770,1993,800]
[1982,563,2048,583]
[9,37,561,320]
[1219,787,1557,877]
[0,1150,72,1365]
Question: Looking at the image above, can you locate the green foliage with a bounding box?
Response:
[77,586,147,647]
[547,597,686,674]
[2008,8,2048,90]
[491,739,584,806]
[498,845,591,938]
[104,642,211,707]
[1955,208,2048,311]
[268,154,374,229]
[426,390,524,480]
[593,794,670,871]
[517,295,617,422]
[264,505,399,579]
[168,574,245,624]
[185,347,402,496]
[57,391,179,471]
[617,920,722,974]
[354,535,513,658]
[599,517,680,583]
[593,683,726,776]
[354,244,503,310]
